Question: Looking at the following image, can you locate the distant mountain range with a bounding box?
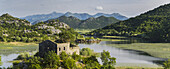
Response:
[22,12,128,23]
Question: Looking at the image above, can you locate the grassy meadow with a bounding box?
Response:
[101,36,170,59]
[75,29,95,34]
[0,42,38,55]
[115,67,163,69]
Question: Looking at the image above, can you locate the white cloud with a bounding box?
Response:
[95,6,103,10]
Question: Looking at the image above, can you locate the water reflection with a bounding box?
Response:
[78,41,165,67]
[0,45,38,68]
[0,36,167,68]
[0,54,20,68]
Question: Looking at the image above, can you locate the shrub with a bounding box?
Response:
[44,51,60,68]
[16,52,30,60]
[80,48,93,56]
[62,57,76,69]
[164,59,170,69]
[60,51,68,60]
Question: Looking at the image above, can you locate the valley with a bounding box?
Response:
[0,1,170,69]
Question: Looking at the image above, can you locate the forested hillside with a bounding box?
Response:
[47,16,120,29]
[0,14,80,42]
[88,4,170,42]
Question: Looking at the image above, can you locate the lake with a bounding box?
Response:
[0,38,166,68]
[78,41,164,67]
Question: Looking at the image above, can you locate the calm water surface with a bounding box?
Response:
[0,40,165,68]
[78,41,164,67]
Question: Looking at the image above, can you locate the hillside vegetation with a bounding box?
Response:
[0,13,80,42]
[88,3,170,42]
[47,16,120,29]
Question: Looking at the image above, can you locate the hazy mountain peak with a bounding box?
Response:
[1,13,13,18]
[23,12,128,24]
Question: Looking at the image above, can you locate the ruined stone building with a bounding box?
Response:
[39,40,79,57]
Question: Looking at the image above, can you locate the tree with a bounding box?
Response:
[163,59,170,69]
[27,57,43,69]
[44,51,60,68]
[80,48,93,56]
[62,57,77,69]
[83,55,101,69]
[60,51,68,60]
[59,31,76,42]
[27,64,42,69]
[72,52,81,61]
[15,36,21,41]
[100,50,116,69]
[21,37,28,42]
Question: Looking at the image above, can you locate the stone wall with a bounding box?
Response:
[56,42,70,55]
[69,46,80,55]
[39,40,57,57]
[39,40,80,57]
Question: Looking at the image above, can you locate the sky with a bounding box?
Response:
[0,0,169,17]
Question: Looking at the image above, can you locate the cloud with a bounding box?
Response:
[95,6,103,10]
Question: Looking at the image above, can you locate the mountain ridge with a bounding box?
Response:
[88,3,170,42]
[22,12,128,23]
[46,15,120,29]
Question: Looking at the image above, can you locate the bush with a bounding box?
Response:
[21,37,28,42]
[83,55,101,69]
[28,64,42,69]
[80,48,94,56]
[60,51,68,60]
[164,59,170,69]
[16,52,30,60]
[62,57,76,69]
[44,51,60,68]
[72,52,81,61]
[15,36,21,41]
[101,50,116,69]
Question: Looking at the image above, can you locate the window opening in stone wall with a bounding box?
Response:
[59,48,61,51]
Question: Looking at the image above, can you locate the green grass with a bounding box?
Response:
[101,36,128,41]
[106,43,170,58]
[102,36,170,59]
[102,36,128,38]
[101,39,127,42]
[0,42,38,55]
[116,67,163,69]
[75,29,94,34]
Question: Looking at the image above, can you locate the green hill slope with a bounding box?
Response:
[47,16,120,29]
[78,16,120,29]
[0,14,79,42]
[88,3,170,42]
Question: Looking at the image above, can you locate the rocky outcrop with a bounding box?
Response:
[36,22,70,35]
[0,13,31,26]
